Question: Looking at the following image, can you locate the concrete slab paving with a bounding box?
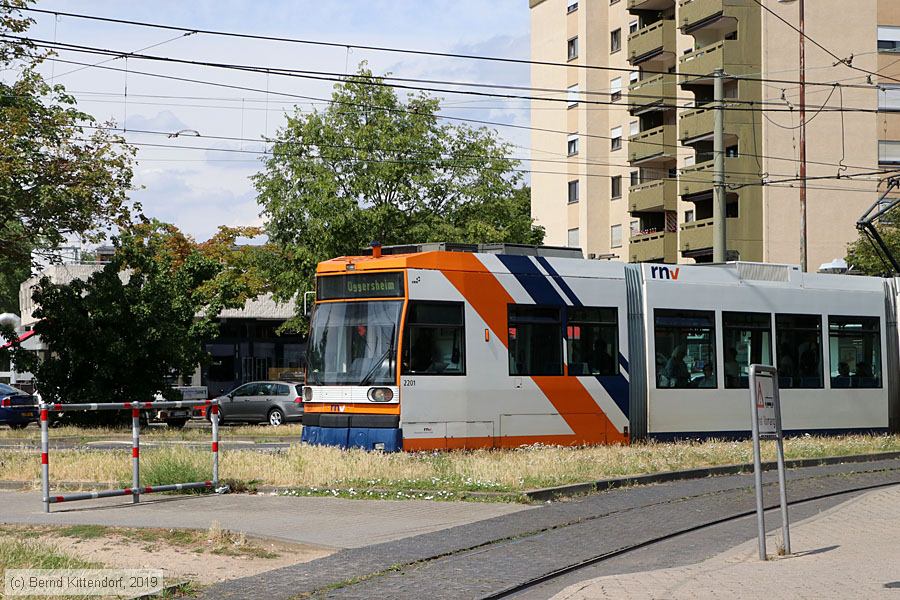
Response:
[0,491,530,549]
[553,484,900,600]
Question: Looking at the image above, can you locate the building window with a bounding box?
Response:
[630,171,639,187]
[630,70,640,84]
[611,175,622,199]
[508,306,562,375]
[630,220,640,236]
[567,36,579,61]
[722,312,772,389]
[568,227,580,248]
[610,77,622,102]
[878,26,900,52]
[879,140,900,164]
[610,126,623,151]
[402,302,466,375]
[655,309,717,389]
[610,28,621,53]
[567,84,580,109]
[828,316,881,388]
[775,314,823,389]
[629,20,639,34]
[568,179,579,204]
[610,224,622,248]
[879,86,900,111]
[567,133,579,156]
[685,209,695,223]
[629,120,639,137]
[567,0,578,13]
[567,308,618,376]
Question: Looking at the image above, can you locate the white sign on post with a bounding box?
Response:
[753,372,778,438]
[749,364,791,561]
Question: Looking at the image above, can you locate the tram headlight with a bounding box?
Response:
[368,387,394,402]
[303,386,313,402]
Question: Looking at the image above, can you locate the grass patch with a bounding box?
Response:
[141,448,213,490]
[0,423,302,442]
[0,434,897,500]
[0,536,100,570]
[58,524,109,540]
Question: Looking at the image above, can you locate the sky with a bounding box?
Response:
[24,1,533,243]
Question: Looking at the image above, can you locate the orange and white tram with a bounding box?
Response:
[300,244,898,451]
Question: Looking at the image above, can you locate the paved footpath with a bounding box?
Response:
[554,484,900,600]
[0,491,529,549]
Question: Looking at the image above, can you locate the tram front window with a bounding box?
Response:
[307,301,402,386]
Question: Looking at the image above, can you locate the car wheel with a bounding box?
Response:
[8,423,28,430]
[267,408,284,427]
[166,419,188,429]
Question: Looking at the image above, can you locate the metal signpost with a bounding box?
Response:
[749,364,791,560]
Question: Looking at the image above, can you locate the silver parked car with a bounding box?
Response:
[214,381,304,426]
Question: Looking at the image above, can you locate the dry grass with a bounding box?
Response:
[0,434,897,495]
[0,423,302,442]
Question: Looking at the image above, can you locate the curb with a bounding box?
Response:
[524,451,900,502]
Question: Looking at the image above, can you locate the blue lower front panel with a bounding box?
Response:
[302,425,402,452]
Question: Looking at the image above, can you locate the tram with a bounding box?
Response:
[300,243,899,451]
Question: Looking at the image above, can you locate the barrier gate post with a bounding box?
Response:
[132,408,140,504]
[39,399,218,511]
[40,406,49,513]
[211,404,219,488]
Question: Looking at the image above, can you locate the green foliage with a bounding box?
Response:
[0,1,136,269]
[140,448,211,490]
[254,65,543,311]
[14,222,267,417]
[0,253,29,314]
[846,224,900,276]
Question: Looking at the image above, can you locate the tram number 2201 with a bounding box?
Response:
[403,379,416,387]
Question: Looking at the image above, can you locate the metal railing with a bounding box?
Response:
[39,400,220,513]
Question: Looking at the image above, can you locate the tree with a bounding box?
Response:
[845,225,900,276]
[254,66,543,307]
[14,222,267,422]
[0,1,136,270]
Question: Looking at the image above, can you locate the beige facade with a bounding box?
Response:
[530,0,900,270]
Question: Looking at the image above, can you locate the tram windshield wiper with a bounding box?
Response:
[358,327,395,387]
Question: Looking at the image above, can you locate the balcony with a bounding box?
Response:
[628,0,675,11]
[630,231,677,263]
[629,125,677,164]
[678,0,739,31]
[627,20,676,65]
[629,179,677,213]
[678,217,740,254]
[678,103,752,142]
[678,40,751,84]
[679,156,757,197]
[627,74,676,114]
[679,218,714,253]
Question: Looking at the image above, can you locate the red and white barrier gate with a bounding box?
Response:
[39,400,220,513]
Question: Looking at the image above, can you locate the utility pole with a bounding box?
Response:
[713,68,726,263]
[799,0,808,271]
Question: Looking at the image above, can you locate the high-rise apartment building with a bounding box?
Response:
[530,0,900,270]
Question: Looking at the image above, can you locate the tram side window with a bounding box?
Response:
[567,307,618,376]
[775,314,823,389]
[402,302,465,375]
[654,309,716,389]
[509,306,563,375]
[722,312,772,389]
[828,316,882,388]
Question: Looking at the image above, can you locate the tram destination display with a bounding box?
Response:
[317,272,405,300]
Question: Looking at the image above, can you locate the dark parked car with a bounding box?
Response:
[213,381,303,426]
[0,384,38,429]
